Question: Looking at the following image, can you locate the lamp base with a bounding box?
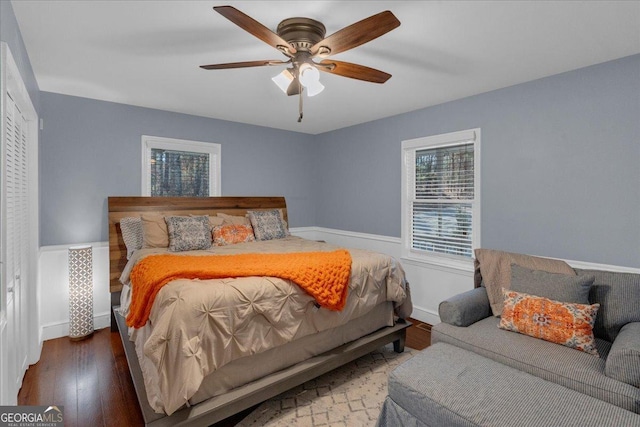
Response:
[69,331,94,342]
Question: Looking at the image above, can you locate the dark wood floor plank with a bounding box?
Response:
[52,336,79,427]
[76,335,104,427]
[18,340,55,405]
[96,329,144,427]
[110,330,146,425]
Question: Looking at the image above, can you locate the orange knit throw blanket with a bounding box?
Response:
[126,250,352,328]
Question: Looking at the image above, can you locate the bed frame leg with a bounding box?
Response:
[393,331,406,353]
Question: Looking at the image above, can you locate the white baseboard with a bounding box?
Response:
[41,311,111,341]
[409,305,440,326]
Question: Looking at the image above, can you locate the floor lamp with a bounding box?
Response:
[69,245,94,340]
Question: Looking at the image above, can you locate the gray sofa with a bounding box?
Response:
[377,263,640,426]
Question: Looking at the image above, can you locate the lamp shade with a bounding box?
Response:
[69,245,94,340]
[299,64,325,97]
[272,69,294,94]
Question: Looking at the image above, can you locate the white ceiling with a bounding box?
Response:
[11,1,640,135]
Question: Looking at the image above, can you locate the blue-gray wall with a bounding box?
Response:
[40,93,316,245]
[37,55,640,267]
[313,55,640,268]
[0,0,40,114]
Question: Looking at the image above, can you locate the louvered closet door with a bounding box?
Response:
[3,93,29,391]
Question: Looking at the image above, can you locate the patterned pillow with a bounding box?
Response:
[120,217,143,259]
[212,224,255,246]
[247,209,287,241]
[499,289,600,356]
[165,216,211,252]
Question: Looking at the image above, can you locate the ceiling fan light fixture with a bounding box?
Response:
[299,63,324,96]
[304,79,325,97]
[272,69,294,93]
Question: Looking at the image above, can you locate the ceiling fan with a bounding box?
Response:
[200,5,401,122]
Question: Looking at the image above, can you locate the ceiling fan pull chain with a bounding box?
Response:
[298,83,304,122]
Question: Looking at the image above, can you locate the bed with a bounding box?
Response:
[108,196,412,427]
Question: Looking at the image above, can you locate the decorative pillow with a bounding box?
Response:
[120,216,143,259]
[208,215,225,230]
[165,216,211,252]
[576,268,640,342]
[217,213,251,226]
[474,248,577,316]
[141,213,169,248]
[212,224,255,246]
[605,322,640,387]
[511,264,594,305]
[499,289,600,356]
[247,209,287,241]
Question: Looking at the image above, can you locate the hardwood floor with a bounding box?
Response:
[18,328,144,427]
[18,318,431,426]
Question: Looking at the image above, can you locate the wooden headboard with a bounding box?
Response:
[108,196,288,293]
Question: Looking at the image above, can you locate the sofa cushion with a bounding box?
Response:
[606,322,640,387]
[510,264,594,304]
[383,342,640,427]
[432,317,640,413]
[499,289,600,356]
[576,269,640,342]
[474,249,575,316]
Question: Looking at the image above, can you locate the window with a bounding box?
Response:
[401,129,480,269]
[142,136,221,197]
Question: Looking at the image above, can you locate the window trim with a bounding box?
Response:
[141,135,221,197]
[401,128,481,271]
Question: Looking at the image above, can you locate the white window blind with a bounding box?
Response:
[402,129,480,266]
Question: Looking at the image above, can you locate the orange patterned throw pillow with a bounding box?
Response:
[499,289,600,356]
[212,224,255,246]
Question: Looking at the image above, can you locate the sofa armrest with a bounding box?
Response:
[438,287,491,327]
[605,322,640,387]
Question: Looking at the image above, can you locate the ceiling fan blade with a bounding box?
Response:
[200,60,288,70]
[214,6,296,55]
[311,11,400,57]
[318,60,391,83]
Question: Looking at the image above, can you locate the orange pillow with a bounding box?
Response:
[212,224,255,246]
[499,289,600,356]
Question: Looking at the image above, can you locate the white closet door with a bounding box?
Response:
[3,93,29,396]
[1,42,38,406]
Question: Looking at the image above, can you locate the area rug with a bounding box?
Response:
[237,344,416,427]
